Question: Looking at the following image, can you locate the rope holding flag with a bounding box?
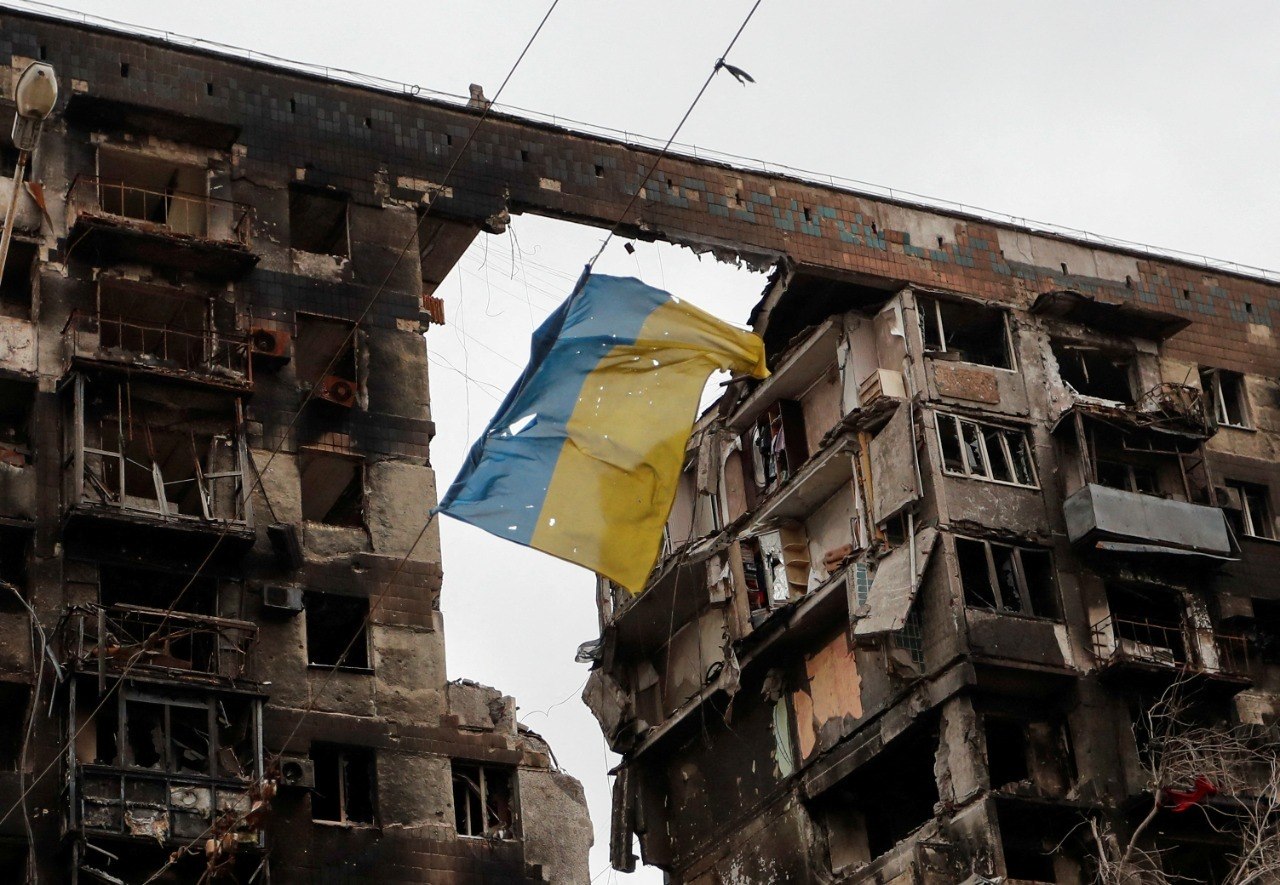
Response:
[437,273,768,592]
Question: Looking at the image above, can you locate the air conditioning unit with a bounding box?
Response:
[262,584,303,615]
[277,755,315,790]
[249,327,290,361]
[316,374,357,408]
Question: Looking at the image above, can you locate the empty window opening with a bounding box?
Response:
[299,449,364,527]
[0,683,29,769]
[205,81,214,96]
[0,379,34,465]
[119,62,130,78]
[1105,584,1187,666]
[1200,367,1250,428]
[803,207,812,223]
[363,116,373,129]
[936,413,1036,487]
[295,313,357,389]
[956,538,1059,618]
[101,563,216,615]
[305,591,370,670]
[311,744,376,824]
[0,239,35,319]
[999,803,1062,882]
[1222,481,1273,540]
[1096,459,1159,495]
[95,149,210,236]
[593,164,604,178]
[918,294,1014,369]
[452,762,514,838]
[1060,262,1069,275]
[748,400,808,492]
[985,717,1030,788]
[1084,420,1203,502]
[0,527,29,614]
[519,149,530,163]
[38,45,47,61]
[95,277,214,370]
[0,144,20,178]
[111,692,221,776]
[73,377,246,522]
[1052,341,1134,402]
[1251,598,1280,665]
[289,186,349,257]
[1157,839,1234,885]
[289,97,297,113]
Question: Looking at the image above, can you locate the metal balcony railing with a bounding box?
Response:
[64,603,258,682]
[1092,613,1250,675]
[69,174,253,246]
[64,310,251,384]
[75,766,260,843]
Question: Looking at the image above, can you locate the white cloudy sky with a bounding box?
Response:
[24,1,1280,879]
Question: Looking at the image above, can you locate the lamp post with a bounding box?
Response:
[0,62,57,284]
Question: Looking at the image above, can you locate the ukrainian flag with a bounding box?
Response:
[438,273,768,592]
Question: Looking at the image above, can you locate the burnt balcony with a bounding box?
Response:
[63,603,258,685]
[65,310,252,391]
[1091,614,1250,681]
[75,766,262,846]
[67,175,257,278]
[1064,483,1235,561]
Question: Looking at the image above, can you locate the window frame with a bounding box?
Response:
[955,536,1061,620]
[918,294,1017,371]
[1225,481,1274,540]
[451,761,517,839]
[1201,367,1251,429]
[935,413,1038,489]
[311,744,377,826]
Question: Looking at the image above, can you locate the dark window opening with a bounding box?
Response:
[519,149,530,163]
[998,803,1070,882]
[305,592,370,670]
[918,294,1013,369]
[38,45,47,60]
[96,149,209,236]
[593,164,604,178]
[1251,599,1280,665]
[957,538,1059,619]
[1222,481,1273,540]
[299,449,364,527]
[1052,342,1134,402]
[1106,584,1186,666]
[0,527,29,613]
[814,724,939,862]
[205,82,214,96]
[0,239,35,319]
[986,717,1031,788]
[0,144,19,177]
[120,62,130,78]
[1200,368,1249,427]
[748,399,808,492]
[96,278,212,369]
[0,379,34,466]
[363,116,372,129]
[289,187,349,257]
[295,313,357,387]
[1096,459,1159,495]
[936,413,1036,487]
[311,744,376,825]
[289,98,297,113]
[1157,839,1233,885]
[452,761,514,838]
[0,683,29,769]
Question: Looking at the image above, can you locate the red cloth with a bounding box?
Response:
[1162,776,1218,812]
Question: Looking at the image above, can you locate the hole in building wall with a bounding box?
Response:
[0,683,29,769]
[1051,340,1135,402]
[0,240,36,321]
[311,743,376,824]
[0,144,20,178]
[918,293,1014,369]
[206,81,214,96]
[119,61,129,78]
[299,448,365,527]
[305,592,370,669]
[520,149,530,163]
[1061,262,1069,275]
[38,45,47,60]
[289,186,350,257]
[364,116,373,129]
[289,97,297,113]
[594,164,604,178]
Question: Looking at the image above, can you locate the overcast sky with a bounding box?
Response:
[21,0,1280,879]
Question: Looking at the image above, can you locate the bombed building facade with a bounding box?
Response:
[0,8,605,883]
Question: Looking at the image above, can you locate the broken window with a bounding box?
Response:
[311,744,376,825]
[1222,481,1274,540]
[0,380,33,465]
[984,714,1075,795]
[295,312,358,405]
[1051,341,1134,402]
[70,376,247,523]
[956,537,1060,618]
[0,683,28,769]
[1104,584,1187,666]
[304,591,370,670]
[936,413,1036,487]
[917,293,1014,369]
[1084,422,1197,501]
[96,148,210,237]
[299,448,365,527]
[290,186,349,257]
[452,761,515,838]
[0,239,35,319]
[998,804,1063,882]
[1096,458,1160,495]
[748,400,807,491]
[1200,367,1250,428]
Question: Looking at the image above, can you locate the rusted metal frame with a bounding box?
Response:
[70,173,252,246]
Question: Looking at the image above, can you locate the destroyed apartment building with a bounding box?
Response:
[1,5,1279,885]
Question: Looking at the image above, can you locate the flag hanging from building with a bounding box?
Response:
[437,273,768,592]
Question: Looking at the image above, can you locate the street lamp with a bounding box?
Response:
[0,62,57,284]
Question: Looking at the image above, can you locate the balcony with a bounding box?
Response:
[65,310,252,391]
[64,604,258,685]
[1091,614,1250,681]
[75,766,261,845]
[1064,483,1235,560]
[67,175,257,278]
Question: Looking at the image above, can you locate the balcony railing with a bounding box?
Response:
[68,174,253,246]
[75,766,261,844]
[64,603,258,682]
[1092,614,1250,675]
[65,310,251,386]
